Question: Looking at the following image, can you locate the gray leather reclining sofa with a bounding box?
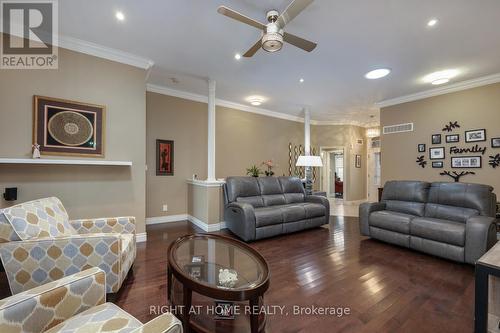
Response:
[223,176,330,241]
[360,180,497,264]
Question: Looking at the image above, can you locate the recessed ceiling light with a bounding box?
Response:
[115,11,125,21]
[299,78,304,83]
[423,69,459,85]
[431,78,450,85]
[365,68,391,79]
[234,53,241,60]
[247,96,265,106]
[427,18,438,27]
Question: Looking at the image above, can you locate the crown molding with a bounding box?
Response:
[376,72,500,108]
[146,84,375,127]
[58,35,154,70]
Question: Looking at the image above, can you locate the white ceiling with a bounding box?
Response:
[59,0,500,125]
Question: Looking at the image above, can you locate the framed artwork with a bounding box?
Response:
[418,144,426,152]
[432,161,444,168]
[429,147,445,160]
[355,155,361,168]
[465,129,486,143]
[451,156,482,168]
[491,138,500,148]
[156,139,174,176]
[431,134,442,144]
[446,134,460,143]
[33,96,105,157]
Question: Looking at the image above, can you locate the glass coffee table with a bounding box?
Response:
[167,234,270,333]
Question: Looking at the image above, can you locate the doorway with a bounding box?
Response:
[320,148,345,199]
[367,139,381,202]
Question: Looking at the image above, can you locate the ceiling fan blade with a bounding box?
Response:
[277,0,314,28]
[217,6,266,30]
[243,39,262,57]
[283,32,317,52]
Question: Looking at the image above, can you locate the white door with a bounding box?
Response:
[367,149,381,202]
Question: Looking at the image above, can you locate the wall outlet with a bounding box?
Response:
[162,204,168,212]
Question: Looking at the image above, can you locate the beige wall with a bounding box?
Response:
[312,125,367,200]
[216,106,304,178]
[0,48,147,233]
[145,93,370,218]
[146,92,208,218]
[381,82,500,193]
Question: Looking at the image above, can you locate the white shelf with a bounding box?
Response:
[0,158,132,166]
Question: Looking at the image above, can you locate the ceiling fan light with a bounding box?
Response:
[262,32,283,52]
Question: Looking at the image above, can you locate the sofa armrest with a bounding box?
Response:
[0,234,122,294]
[132,313,183,333]
[224,202,256,242]
[305,195,330,224]
[359,202,386,236]
[0,267,105,333]
[465,215,497,264]
[70,216,136,235]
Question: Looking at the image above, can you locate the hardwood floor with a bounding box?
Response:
[0,217,475,332]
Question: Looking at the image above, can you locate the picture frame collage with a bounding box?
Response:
[418,126,499,170]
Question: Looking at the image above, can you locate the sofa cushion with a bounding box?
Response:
[303,203,326,218]
[427,182,496,217]
[257,177,283,195]
[424,203,479,223]
[236,196,264,208]
[381,181,430,216]
[278,177,305,193]
[254,207,283,227]
[225,177,261,202]
[369,210,414,234]
[410,217,465,246]
[284,193,305,204]
[385,200,426,217]
[2,197,76,240]
[279,204,306,222]
[262,194,286,206]
[45,302,142,333]
[382,180,430,202]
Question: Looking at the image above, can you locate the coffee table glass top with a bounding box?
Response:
[171,235,268,291]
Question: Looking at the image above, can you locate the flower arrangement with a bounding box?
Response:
[262,160,276,176]
[246,165,262,177]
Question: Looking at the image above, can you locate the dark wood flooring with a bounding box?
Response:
[0,217,475,332]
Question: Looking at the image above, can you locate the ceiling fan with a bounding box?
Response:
[217,0,317,57]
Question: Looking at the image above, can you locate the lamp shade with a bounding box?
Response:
[296,155,323,167]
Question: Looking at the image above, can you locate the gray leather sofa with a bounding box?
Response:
[223,176,330,241]
[360,181,497,264]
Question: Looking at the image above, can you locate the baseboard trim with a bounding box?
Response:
[187,215,226,232]
[136,232,147,243]
[146,214,188,225]
[145,214,226,232]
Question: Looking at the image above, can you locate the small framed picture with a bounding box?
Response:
[355,155,361,168]
[418,144,426,152]
[451,156,482,168]
[465,129,486,143]
[432,161,444,168]
[432,134,442,144]
[429,147,445,160]
[446,134,460,143]
[156,139,174,176]
[492,138,500,148]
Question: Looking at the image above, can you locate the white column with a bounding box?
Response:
[207,79,216,181]
[304,108,311,155]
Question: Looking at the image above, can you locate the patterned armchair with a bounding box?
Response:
[0,267,182,333]
[0,197,136,294]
